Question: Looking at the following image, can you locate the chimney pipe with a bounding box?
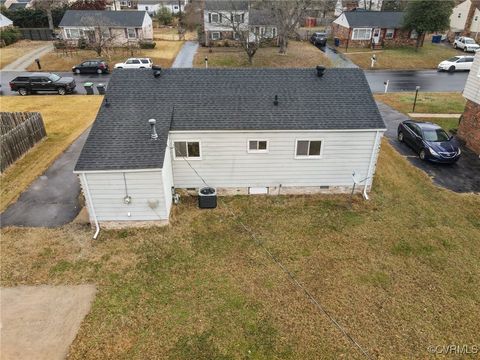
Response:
[153,69,161,78]
[316,65,326,77]
[149,119,158,140]
[273,95,279,106]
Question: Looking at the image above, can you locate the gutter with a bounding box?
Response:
[363,130,382,200]
[81,173,100,239]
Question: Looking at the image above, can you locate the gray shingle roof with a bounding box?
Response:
[75,68,386,171]
[344,11,404,28]
[205,0,249,11]
[59,10,147,28]
[249,9,276,26]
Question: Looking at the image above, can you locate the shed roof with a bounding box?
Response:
[343,11,405,28]
[59,10,147,27]
[75,68,386,171]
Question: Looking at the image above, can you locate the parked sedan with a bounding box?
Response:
[114,58,153,69]
[310,32,327,47]
[397,120,461,163]
[453,36,480,52]
[72,59,109,74]
[437,55,474,72]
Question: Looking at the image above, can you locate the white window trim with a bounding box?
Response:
[211,31,220,40]
[127,28,137,39]
[271,27,277,37]
[294,139,324,159]
[352,28,372,41]
[65,28,85,39]
[211,13,219,23]
[173,140,202,160]
[247,139,269,154]
[385,28,395,39]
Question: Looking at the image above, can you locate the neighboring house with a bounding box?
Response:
[203,1,278,45]
[458,52,480,154]
[107,0,139,10]
[449,0,480,40]
[0,13,14,28]
[138,0,187,15]
[74,67,386,228]
[59,10,153,46]
[332,11,418,48]
[334,0,384,16]
[5,0,31,10]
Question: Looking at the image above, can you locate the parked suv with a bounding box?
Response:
[9,73,76,96]
[310,32,327,47]
[72,59,109,74]
[114,58,153,69]
[453,37,480,52]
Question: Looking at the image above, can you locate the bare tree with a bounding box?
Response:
[80,16,120,57]
[31,0,67,31]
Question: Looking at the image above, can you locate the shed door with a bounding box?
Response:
[372,28,381,44]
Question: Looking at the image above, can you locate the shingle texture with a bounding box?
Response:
[75,68,386,171]
[205,0,249,11]
[59,10,147,27]
[344,11,404,28]
[249,9,276,25]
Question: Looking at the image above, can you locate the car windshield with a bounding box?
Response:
[465,39,475,44]
[48,73,61,82]
[423,128,450,142]
[447,56,460,62]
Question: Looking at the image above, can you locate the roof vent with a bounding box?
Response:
[273,95,278,106]
[153,66,162,78]
[316,65,326,77]
[104,98,110,108]
[148,119,158,140]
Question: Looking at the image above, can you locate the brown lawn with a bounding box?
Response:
[0,40,46,69]
[374,92,466,114]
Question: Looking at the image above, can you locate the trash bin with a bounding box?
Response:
[432,35,442,44]
[96,83,106,95]
[83,82,94,95]
[198,187,217,209]
[334,37,340,47]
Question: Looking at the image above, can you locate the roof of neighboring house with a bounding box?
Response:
[8,2,28,10]
[249,9,276,25]
[343,11,405,28]
[75,68,385,171]
[59,10,148,27]
[205,0,249,11]
[0,13,13,27]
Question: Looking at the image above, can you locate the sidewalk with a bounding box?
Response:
[408,113,461,118]
[2,42,54,71]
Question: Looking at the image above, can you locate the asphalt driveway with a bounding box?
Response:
[377,101,480,193]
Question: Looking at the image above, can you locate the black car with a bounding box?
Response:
[9,73,76,96]
[397,120,461,163]
[72,59,109,74]
[310,32,327,47]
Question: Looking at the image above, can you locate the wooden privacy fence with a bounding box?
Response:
[1,112,47,173]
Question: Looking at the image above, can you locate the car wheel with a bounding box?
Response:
[419,149,427,160]
[453,43,457,48]
[75,69,81,74]
[448,65,455,72]
[398,132,404,142]
[464,47,468,52]
[96,69,102,74]
[18,88,28,96]
[116,67,123,69]
[57,87,66,95]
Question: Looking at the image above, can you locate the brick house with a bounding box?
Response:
[332,10,419,49]
[448,0,480,41]
[458,52,480,155]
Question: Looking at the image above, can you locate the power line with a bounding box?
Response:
[176,154,373,360]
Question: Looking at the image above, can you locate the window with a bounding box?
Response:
[174,141,201,159]
[210,13,219,23]
[101,27,110,38]
[272,27,277,37]
[385,28,395,39]
[126,59,141,64]
[233,32,240,40]
[458,12,461,18]
[410,30,418,39]
[234,13,244,23]
[65,28,84,39]
[174,5,178,9]
[248,140,268,153]
[127,28,137,39]
[211,32,220,40]
[352,28,372,40]
[295,140,323,158]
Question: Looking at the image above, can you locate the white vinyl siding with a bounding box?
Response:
[170,131,382,189]
[352,28,372,40]
[162,141,174,216]
[79,170,168,221]
[463,54,480,104]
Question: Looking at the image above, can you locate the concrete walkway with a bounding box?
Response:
[322,46,358,68]
[1,130,90,228]
[171,41,199,68]
[408,113,462,118]
[2,42,54,71]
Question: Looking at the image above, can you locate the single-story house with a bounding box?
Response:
[332,11,419,48]
[458,52,480,154]
[74,67,386,229]
[449,0,480,41]
[59,10,153,45]
[138,0,186,15]
[0,13,13,28]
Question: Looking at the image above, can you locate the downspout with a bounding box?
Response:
[82,173,100,239]
[363,131,381,200]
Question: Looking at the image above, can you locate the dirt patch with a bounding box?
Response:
[0,285,96,360]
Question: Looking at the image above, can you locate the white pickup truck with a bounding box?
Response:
[453,37,480,52]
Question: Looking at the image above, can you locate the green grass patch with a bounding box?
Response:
[375,92,466,114]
